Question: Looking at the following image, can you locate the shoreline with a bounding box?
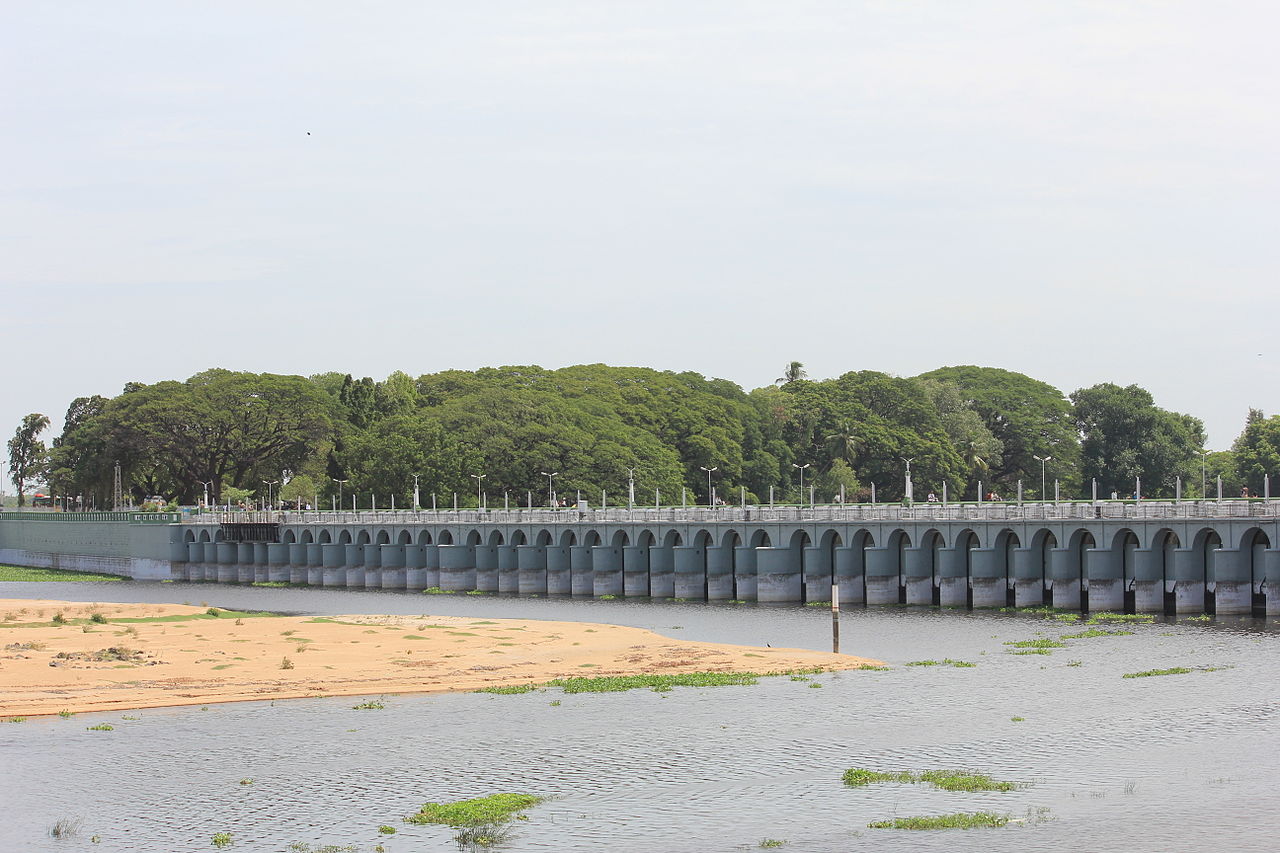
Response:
[0,599,883,717]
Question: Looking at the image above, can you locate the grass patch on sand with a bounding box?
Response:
[0,565,128,582]
[868,812,1010,830]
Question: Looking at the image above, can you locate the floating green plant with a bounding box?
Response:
[906,659,975,667]
[406,792,545,827]
[1122,667,1193,678]
[1004,638,1066,649]
[843,768,1019,792]
[868,812,1010,830]
[352,698,385,709]
[1060,629,1133,639]
[477,685,537,694]
[1087,612,1154,624]
[0,565,127,582]
[86,723,114,731]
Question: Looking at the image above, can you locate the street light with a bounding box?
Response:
[412,473,421,511]
[471,473,486,509]
[199,480,214,510]
[1198,449,1208,498]
[263,479,279,511]
[1033,455,1052,501]
[792,463,810,506]
[331,478,348,511]
[540,471,558,508]
[626,467,637,509]
[900,457,914,503]
[700,466,717,507]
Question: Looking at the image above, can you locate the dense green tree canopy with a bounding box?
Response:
[29,362,1251,509]
[916,366,1080,494]
[1071,383,1204,498]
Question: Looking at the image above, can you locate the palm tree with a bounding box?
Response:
[824,422,862,468]
[776,361,807,385]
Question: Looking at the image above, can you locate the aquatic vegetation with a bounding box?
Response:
[1060,629,1133,639]
[239,778,253,785]
[0,565,126,582]
[1183,614,1212,622]
[1122,667,1193,678]
[377,825,396,834]
[58,709,75,718]
[466,589,489,595]
[285,845,358,853]
[211,831,233,848]
[476,685,537,694]
[843,768,1019,792]
[422,587,456,594]
[406,792,545,847]
[1010,716,1025,722]
[1086,612,1154,624]
[546,672,763,693]
[250,581,289,587]
[599,594,617,600]
[5,716,27,723]
[408,793,545,826]
[85,723,114,731]
[843,768,916,787]
[758,840,787,848]
[1011,649,1052,655]
[352,698,386,709]
[1004,638,1066,649]
[918,770,1017,792]
[48,817,83,838]
[868,812,1010,830]
[906,659,975,667]
[809,682,823,688]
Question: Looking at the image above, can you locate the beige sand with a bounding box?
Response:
[0,599,882,717]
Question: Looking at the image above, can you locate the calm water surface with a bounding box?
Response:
[2,581,1278,852]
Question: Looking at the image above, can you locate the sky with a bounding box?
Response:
[3,1,1278,457]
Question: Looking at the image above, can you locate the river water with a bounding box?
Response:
[2,581,1278,852]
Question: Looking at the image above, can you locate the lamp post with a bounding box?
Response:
[199,480,214,511]
[700,466,717,507]
[900,457,914,503]
[470,473,486,509]
[1033,455,1052,501]
[1199,449,1208,498]
[792,463,810,506]
[626,467,636,509]
[540,471,558,508]
[412,474,421,511]
[331,478,348,513]
[263,479,279,511]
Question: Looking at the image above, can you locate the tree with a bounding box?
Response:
[1071,383,1204,498]
[1232,413,1280,496]
[8,413,50,506]
[916,366,1079,494]
[776,361,807,385]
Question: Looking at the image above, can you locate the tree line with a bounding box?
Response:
[5,363,1273,509]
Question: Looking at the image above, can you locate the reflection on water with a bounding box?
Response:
[2,581,1278,852]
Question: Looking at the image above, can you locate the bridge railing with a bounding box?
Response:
[184,500,1280,527]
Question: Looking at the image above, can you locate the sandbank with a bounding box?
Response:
[0,599,882,717]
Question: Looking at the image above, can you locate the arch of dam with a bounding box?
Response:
[7,501,1274,616]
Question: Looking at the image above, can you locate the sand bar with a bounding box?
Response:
[0,599,882,717]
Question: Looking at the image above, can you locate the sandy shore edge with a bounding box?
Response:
[0,599,883,717]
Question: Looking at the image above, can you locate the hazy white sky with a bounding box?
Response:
[3,1,1277,453]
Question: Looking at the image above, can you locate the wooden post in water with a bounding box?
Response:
[831,582,840,654]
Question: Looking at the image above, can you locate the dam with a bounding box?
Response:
[3,501,1278,615]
